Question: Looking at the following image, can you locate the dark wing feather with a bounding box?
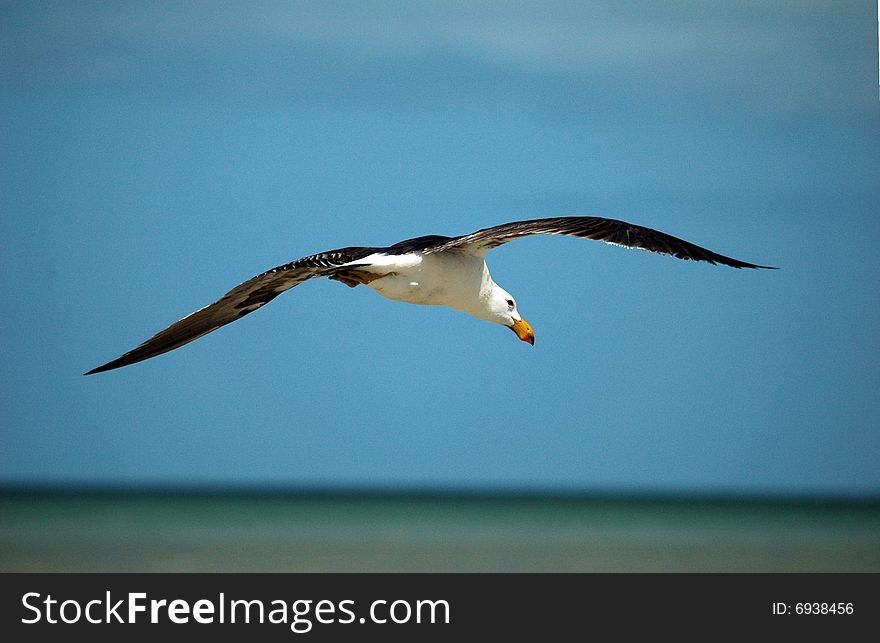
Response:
[85,246,378,374]
[423,216,775,269]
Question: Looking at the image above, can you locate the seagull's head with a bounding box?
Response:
[485,286,534,346]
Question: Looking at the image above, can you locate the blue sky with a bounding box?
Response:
[1,1,878,496]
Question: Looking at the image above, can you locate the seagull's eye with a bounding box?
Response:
[506,299,515,309]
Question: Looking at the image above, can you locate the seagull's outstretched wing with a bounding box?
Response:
[85,246,377,375]
[426,216,775,269]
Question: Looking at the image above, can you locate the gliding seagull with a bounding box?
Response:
[85,216,774,374]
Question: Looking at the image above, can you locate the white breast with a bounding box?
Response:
[363,251,493,314]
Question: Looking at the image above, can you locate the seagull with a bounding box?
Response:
[85,216,774,374]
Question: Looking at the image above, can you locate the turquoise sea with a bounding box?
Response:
[1,492,878,572]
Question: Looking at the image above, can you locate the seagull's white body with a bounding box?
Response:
[86,215,773,374]
[356,251,500,321]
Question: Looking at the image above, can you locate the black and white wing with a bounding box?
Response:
[85,246,378,374]
[424,216,774,269]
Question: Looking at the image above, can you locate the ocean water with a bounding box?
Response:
[1,492,878,572]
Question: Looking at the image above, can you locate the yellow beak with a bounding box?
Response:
[510,318,535,345]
